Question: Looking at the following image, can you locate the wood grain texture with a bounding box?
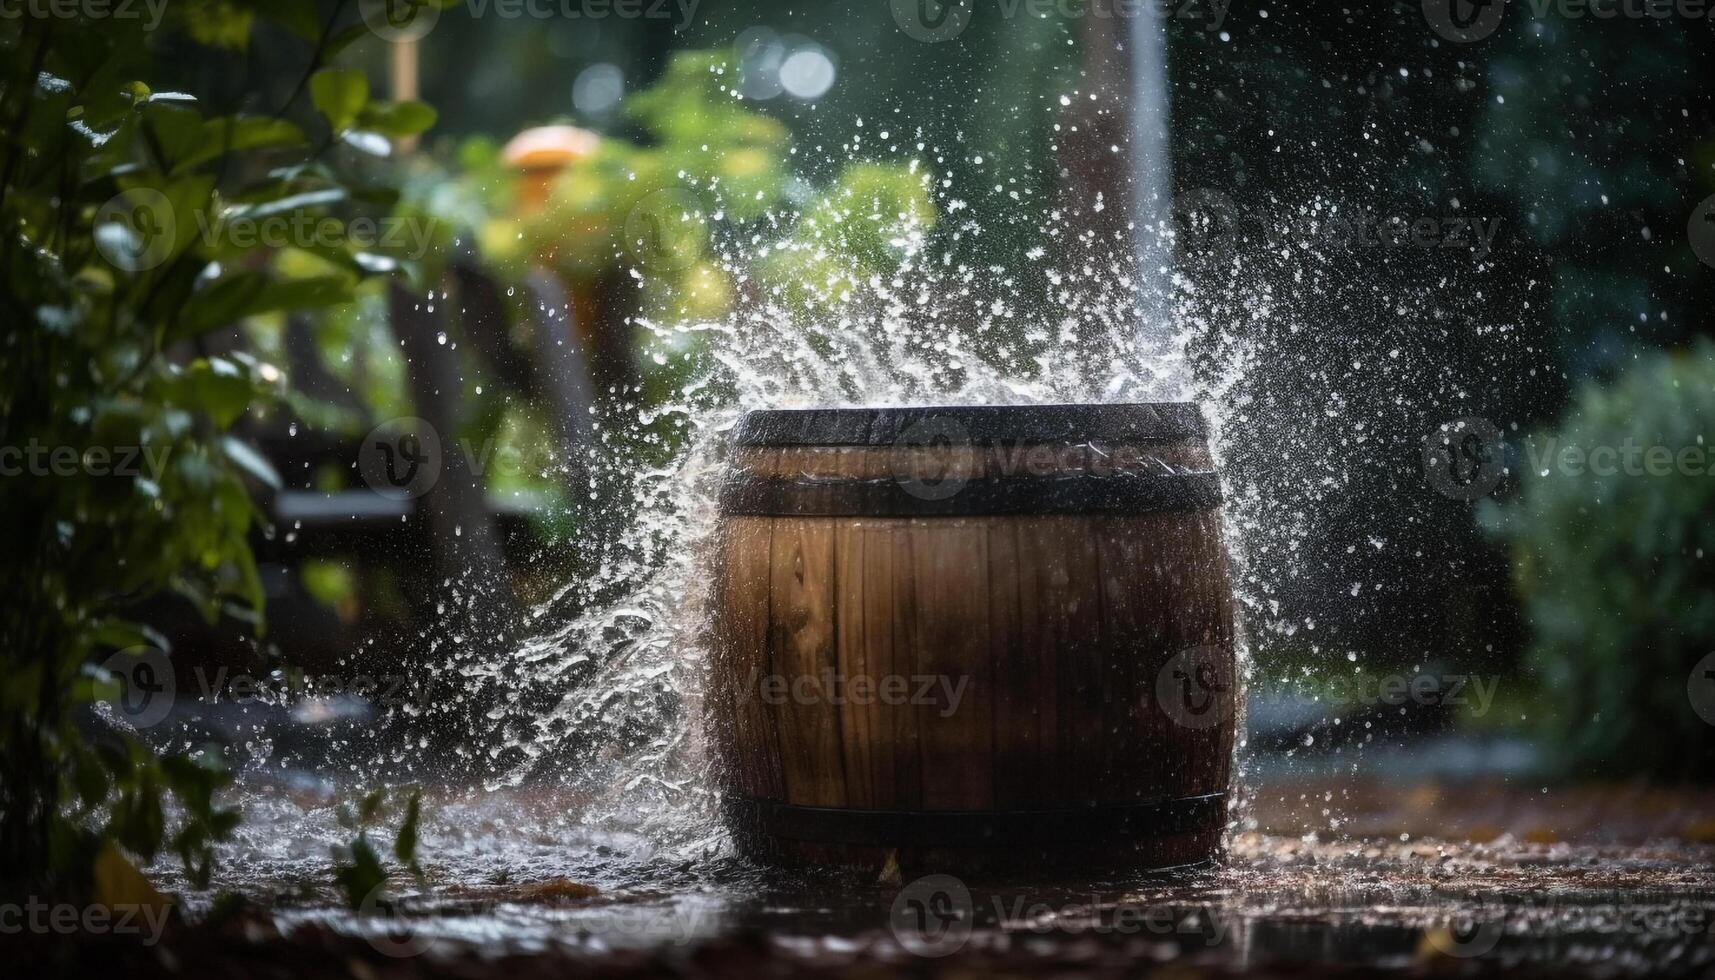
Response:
[1016,518,1105,805]
[909,521,994,811]
[769,518,846,807]
[711,417,1235,871]
[707,514,783,800]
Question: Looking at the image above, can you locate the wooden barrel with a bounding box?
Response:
[705,404,1236,872]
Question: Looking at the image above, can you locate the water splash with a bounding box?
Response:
[213,91,1544,880]
[432,126,1262,860]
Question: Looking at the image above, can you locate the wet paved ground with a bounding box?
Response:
[69,777,1705,978]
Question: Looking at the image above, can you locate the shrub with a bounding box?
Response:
[1482,341,1715,779]
[0,3,435,895]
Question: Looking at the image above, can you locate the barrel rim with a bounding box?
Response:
[732,402,1207,447]
[718,471,1223,517]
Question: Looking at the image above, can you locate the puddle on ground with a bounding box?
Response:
[167,780,1715,976]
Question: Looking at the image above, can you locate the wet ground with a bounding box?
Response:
[54,776,1715,978]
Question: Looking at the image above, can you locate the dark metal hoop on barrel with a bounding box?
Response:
[705,403,1237,871]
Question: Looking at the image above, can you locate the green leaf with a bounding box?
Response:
[393,790,421,866]
[359,101,437,139]
[173,117,308,174]
[309,69,369,134]
[177,273,354,338]
[73,749,111,809]
[333,835,388,909]
[170,357,255,428]
[91,618,171,654]
[359,788,385,825]
[140,103,204,172]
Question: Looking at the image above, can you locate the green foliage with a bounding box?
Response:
[1482,342,1715,778]
[754,161,937,314]
[0,3,430,894]
[331,787,423,909]
[430,49,937,456]
[473,51,789,291]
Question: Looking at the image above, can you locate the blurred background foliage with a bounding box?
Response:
[1483,342,1715,779]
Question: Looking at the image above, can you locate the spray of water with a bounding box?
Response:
[425,125,1274,863]
[213,83,1541,888]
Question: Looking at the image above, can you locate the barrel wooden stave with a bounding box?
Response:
[707,406,1236,871]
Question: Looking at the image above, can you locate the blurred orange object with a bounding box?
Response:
[502,125,600,213]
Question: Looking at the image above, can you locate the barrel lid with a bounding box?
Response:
[732,403,1207,447]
